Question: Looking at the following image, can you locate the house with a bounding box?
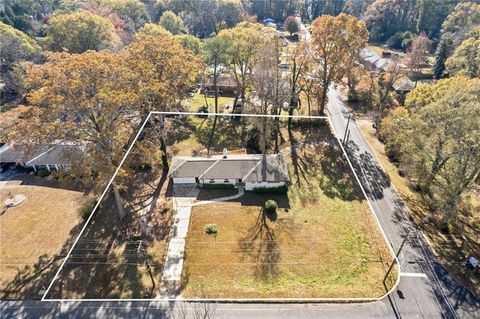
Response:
[168,152,290,191]
[201,76,237,96]
[0,142,82,172]
[393,76,416,94]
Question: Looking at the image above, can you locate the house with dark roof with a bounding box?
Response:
[168,152,290,191]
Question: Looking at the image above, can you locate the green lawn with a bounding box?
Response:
[186,92,235,113]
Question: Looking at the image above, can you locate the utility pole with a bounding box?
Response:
[343,114,351,143]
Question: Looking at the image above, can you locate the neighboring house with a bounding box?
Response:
[168,152,290,191]
[201,76,237,96]
[0,142,82,172]
[393,76,416,95]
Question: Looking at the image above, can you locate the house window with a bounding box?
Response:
[209,179,215,183]
[224,179,229,183]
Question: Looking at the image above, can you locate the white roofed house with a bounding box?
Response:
[0,142,82,172]
[168,151,290,191]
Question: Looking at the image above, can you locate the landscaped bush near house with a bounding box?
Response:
[80,198,97,222]
[202,183,234,189]
[36,169,50,178]
[204,224,218,235]
[253,185,288,195]
[264,200,278,215]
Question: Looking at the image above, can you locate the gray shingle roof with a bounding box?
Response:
[168,154,290,183]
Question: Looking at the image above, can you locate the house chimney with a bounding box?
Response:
[223,148,227,159]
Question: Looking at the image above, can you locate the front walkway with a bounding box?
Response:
[159,184,244,298]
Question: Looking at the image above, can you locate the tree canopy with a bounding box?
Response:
[380,77,480,224]
[0,21,40,103]
[284,16,299,35]
[446,26,480,78]
[159,10,184,35]
[311,13,369,114]
[44,11,120,53]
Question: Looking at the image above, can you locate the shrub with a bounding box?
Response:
[264,200,278,215]
[202,183,234,189]
[196,105,209,118]
[252,185,288,195]
[80,198,97,221]
[204,224,218,235]
[36,169,50,178]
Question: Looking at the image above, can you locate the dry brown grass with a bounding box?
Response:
[0,178,87,298]
[181,139,396,298]
[46,169,174,299]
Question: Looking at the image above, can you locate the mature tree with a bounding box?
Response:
[159,10,184,34]
[433,2,480,79]
[446,26,480,78]
[216,0,244,28]
[284,16,299,36]
[218,23,265,106]
[381,77,480,226]
[44,11,120,53]
[100,0,150,32]
[202,35,229,153]
[0,22,39,103]
[415,0,456,38]
[175,34,201,55]
[12,52,137,219]
[407,33,429,79]
[363,0,416,42]
[136,22,172,38]
[123,35,203,171]
[311,13,369,114]
[433,33,453,79]
[248,40,281,154]
[344,0,374,18]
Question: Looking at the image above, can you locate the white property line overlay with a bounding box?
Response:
[42,111,400,302]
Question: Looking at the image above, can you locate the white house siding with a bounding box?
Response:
[173,177,196,184]
[199,178,236,185]
[245,181,285,191]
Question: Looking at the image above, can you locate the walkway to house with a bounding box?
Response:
[159,184,244,298]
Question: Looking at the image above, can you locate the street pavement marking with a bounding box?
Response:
[400,272,428,278]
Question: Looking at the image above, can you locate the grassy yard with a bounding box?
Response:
[357,120,480,296]
[46,168,174,299]
[185,92,235,113]
[0,176,88,299]
[181,125,396,298]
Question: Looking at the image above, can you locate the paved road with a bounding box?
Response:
[2,89,479,318]
[326,87,480,319]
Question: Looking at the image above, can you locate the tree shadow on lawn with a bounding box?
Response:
[0,222,84,300]
[45,191,167,299]
[193,116,246,152]
[238,208,280,281]
[318,144,364,201]
[233,192,290,210]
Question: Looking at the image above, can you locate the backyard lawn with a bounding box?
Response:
[0,176,88,298]
[186,92,235,113]
[181,137,397,298]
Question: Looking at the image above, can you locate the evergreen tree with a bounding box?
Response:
[433,34,452,79]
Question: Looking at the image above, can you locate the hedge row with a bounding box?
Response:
[202,183,235,189]
[252,185,288,195]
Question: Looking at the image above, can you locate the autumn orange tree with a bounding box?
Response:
[123,35,204,172]
[11,36,203,220]
[12,51,137,219]
[311,13,368,114]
